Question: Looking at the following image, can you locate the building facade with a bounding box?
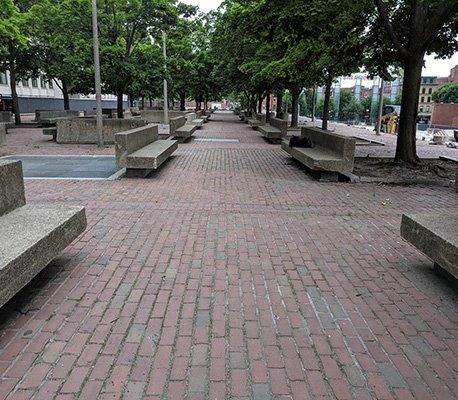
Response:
[418,76,438,123]
[0,71,126,113]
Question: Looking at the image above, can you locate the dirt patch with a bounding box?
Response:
[353,157,458,185]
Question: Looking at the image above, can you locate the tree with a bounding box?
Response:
[370,0,458,164]
[432,81,458,103]
[316,97,336,120]
[97,0,177,118]
[339,91,363,122]
[30,0,94,110]
[0,0,36,124]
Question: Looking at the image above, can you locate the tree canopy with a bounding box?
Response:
[432,81,458,103]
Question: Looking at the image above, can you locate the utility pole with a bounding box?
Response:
[91,0,104,148]
[163,31,168,124]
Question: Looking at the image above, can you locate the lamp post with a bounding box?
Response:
[163,31,168,124]
[91,0,104,147]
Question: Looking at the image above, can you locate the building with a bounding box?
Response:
[417,76,438,123]
[0,71,126,113]
[437,65,458,86]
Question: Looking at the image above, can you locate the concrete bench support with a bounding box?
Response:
[282,126,356,181]
[259,118,287,143]
[115,125,177,178]
[170,116,197,142]
[401,214,458,280]
[0,160,86,309]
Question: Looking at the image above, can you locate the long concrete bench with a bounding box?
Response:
[186,112,204,129]
[169,116,197,142]
[0,159,87,309]
[115,125,177,178]
[401,214,458,280]
[0,111,14,129]
[248,113,266,130]
[281,127,356,181]
[36,110,80,126]
[259,117,287,143]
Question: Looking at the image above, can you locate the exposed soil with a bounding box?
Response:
[353,157,458,185]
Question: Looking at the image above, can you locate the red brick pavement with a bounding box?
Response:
[0,112,457,399]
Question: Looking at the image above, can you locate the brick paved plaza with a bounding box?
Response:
[1,111,458,399]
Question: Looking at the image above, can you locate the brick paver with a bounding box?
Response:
[0,112,457,399]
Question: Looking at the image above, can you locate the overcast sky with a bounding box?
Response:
[181,0,458,78]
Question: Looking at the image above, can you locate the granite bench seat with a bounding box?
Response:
[115,125,177,178]
[401,214,458,280]
[259,118,287,143]
[281,126,356,181]
[201,115,209,123]
[170,116,197,142]
[248,113,266,130]
[189,118,204,128]
[0,159,86,309]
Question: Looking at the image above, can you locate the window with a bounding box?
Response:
[428,88,432,94]
[32,78,38,87]
[422,88,426,94]
[48,80,53,89]
[426,106,430,112]
[40,76,46,88]
[421,96,424,103]
[420,106,424,112]
[0,73,7,85]
[22,79,29,87]
[430,78,434,84]
[427,97,431,103]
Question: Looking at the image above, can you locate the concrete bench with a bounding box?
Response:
[169,116,197,142]
[248,113,266,129]
[36,110,80,126]
[115,125,177,178]
[0,111,14,129]
[115,125,178,178]
[0,159,87,309]
[401,214,458,280]
[186,113,204,128]
[259,117,287,143]
[281,127,356,181]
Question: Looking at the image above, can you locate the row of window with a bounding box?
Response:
[421,87,433,94]
[419,106,430,112]
[0,73,53,89]
[420,96,431,103]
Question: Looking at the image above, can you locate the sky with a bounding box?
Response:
[180,0,458,78]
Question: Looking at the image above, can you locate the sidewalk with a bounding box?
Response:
[0,111,457,399]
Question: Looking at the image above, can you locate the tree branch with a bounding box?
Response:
[374,0,409,60]
[424,2,458,47]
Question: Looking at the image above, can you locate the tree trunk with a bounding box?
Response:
[395,53,423,164]
[257,94,263,114]
[8,50,21,125]
[276,91,282,118]
[312,87,316,122]
[290,82,299,127]
[322,74,333,131]
[117,83,124,118]
[141,97,144,109]
[179,92,186,111]
[266,93,270,122]
[62,80,70,110]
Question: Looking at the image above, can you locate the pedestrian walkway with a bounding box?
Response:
[0,111,457,399]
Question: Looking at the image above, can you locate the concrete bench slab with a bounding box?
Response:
[189,118,204,128]
[201,116,209,123]
[125,140,178,177]
[115,125,177,178]
[401,214,458,280]
[0,159,87,308]
[0,204,86,308]
[282,127,356,178]
[259,117,287,143]
[174,125,197,142]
